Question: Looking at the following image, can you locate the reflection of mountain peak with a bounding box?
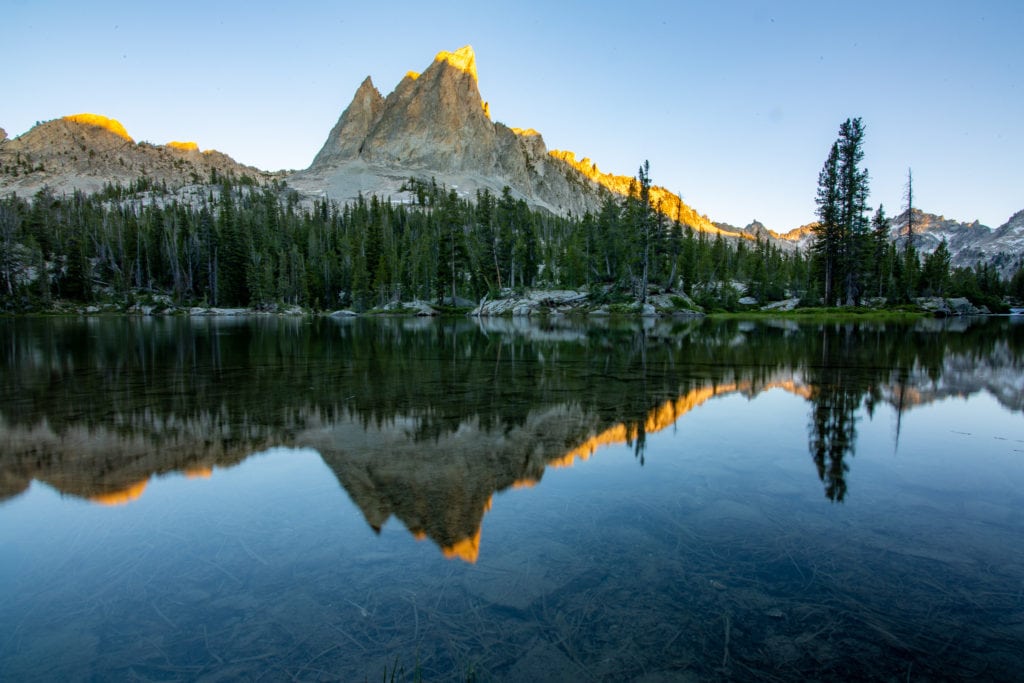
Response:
[2,317,1021,558]
[305,407,602,563]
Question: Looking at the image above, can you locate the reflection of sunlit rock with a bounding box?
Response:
[185,466,214,479]
[300,406,604,563]
[301,380,813,560]
[90,479,148,506]
[0,417,263,504]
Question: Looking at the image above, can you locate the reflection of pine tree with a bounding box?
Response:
[808,379,858,502]
[806,325,867,502]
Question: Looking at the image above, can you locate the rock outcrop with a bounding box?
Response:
[915,297,990,316]
[468,289,703,317]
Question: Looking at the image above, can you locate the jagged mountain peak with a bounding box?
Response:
[310,76,384,168]
[308,45,491,174]
[293,46,732,226]
[433,45,478,82]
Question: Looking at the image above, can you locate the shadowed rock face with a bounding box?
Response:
[310,77,385,167]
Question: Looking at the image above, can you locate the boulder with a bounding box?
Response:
[947,297,983,315]
[761,298,800,312]
[916,297,985,316]
[408,300,439,316]
[441,295,476,308]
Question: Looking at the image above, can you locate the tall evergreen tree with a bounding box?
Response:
[836,117,870,305]
[635,161,653,303]
[904,167,915,251]
[813,118,870,305]
[920,240,951,297]
[813,142,841,305]
[869,205,891,299]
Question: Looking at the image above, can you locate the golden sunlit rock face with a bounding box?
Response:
[442,527,483,563]
[184,466,213,479]
[167,141,199,152]
[549,150,749,239]
[510,127,540,137]
[434,45,478,81]
[63,113,134,141]
[89,479,148,506]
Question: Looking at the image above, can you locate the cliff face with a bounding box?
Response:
[310,76,385,168]
[291,46,611,217]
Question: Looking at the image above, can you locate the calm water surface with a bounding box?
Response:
[1,315,1023,681]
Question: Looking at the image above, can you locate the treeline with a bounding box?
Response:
[809,117,1022,311]
[0,167,1020,312]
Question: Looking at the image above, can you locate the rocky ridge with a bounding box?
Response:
[891,208,1024,276]
[0,113,270,196]
[735,210,1024,275]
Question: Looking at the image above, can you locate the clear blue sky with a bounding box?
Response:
[4,0,1021,231]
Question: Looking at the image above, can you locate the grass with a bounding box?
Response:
[708,306,928,322]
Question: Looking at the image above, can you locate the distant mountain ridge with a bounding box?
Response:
[0,113,268,195]
[891,208,1024,274]
[712,210,1024,275]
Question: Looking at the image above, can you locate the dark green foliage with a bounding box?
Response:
[1010,262,1024,302]
[919,240,951,297]
[812,118,871,306]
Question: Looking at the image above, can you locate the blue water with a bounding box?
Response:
[1,316,1022,681]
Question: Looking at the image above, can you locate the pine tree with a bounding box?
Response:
[836,118,870,305]
[813,142,841,305]
[869,205,891,299]
[0,201,18,298]
[904,168,915,252]
[813,118,870,305]
[634,161,653,303]
[920,240,951,297]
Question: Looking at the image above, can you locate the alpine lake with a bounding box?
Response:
[1,314,1022,682]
